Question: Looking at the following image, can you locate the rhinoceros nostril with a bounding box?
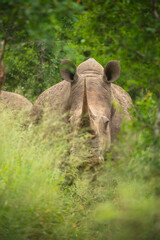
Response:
[91,134,96,140]
[102,116,110,129]
[87,128,95,137]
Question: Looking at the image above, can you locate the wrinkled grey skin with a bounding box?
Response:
[31,58,132,160]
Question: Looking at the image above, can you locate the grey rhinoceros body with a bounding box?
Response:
[31,58,132,157]
[0,90,32,111]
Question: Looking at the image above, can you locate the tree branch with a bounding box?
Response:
[0,39,6,62]
[152,0,160,20]
[0,40,6,89]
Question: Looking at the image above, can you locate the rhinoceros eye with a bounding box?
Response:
[105,120,110,129]
[102,116,109,130]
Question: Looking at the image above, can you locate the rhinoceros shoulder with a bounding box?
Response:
[0,90,32,110]
[111,84,133,110]
[31,80,71,122]
[34,80,70,107]
[110,84,132,140]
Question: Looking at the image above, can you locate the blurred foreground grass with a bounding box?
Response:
[0,93,160,239]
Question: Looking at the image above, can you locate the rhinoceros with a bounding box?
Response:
[0,90,32,111]
[31,58,132,158]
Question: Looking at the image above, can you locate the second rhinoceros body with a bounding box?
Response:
[0,91,32,111]
[31,58,132,157]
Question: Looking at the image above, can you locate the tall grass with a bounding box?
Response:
[0,93,159,240]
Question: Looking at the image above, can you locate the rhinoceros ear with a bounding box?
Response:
[60,59,77,82]
[104,60,120,83]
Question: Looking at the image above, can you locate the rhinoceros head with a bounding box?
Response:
[60,58,120,157]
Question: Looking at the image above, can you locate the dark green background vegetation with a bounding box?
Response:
[0,0,160,239]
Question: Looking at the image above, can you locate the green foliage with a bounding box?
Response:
[4,42,64,100]
[0,0,82,43]
[0,109,85,239]
[0,0,82,98]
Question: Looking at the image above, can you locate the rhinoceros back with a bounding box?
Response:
[0,91,32,111]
